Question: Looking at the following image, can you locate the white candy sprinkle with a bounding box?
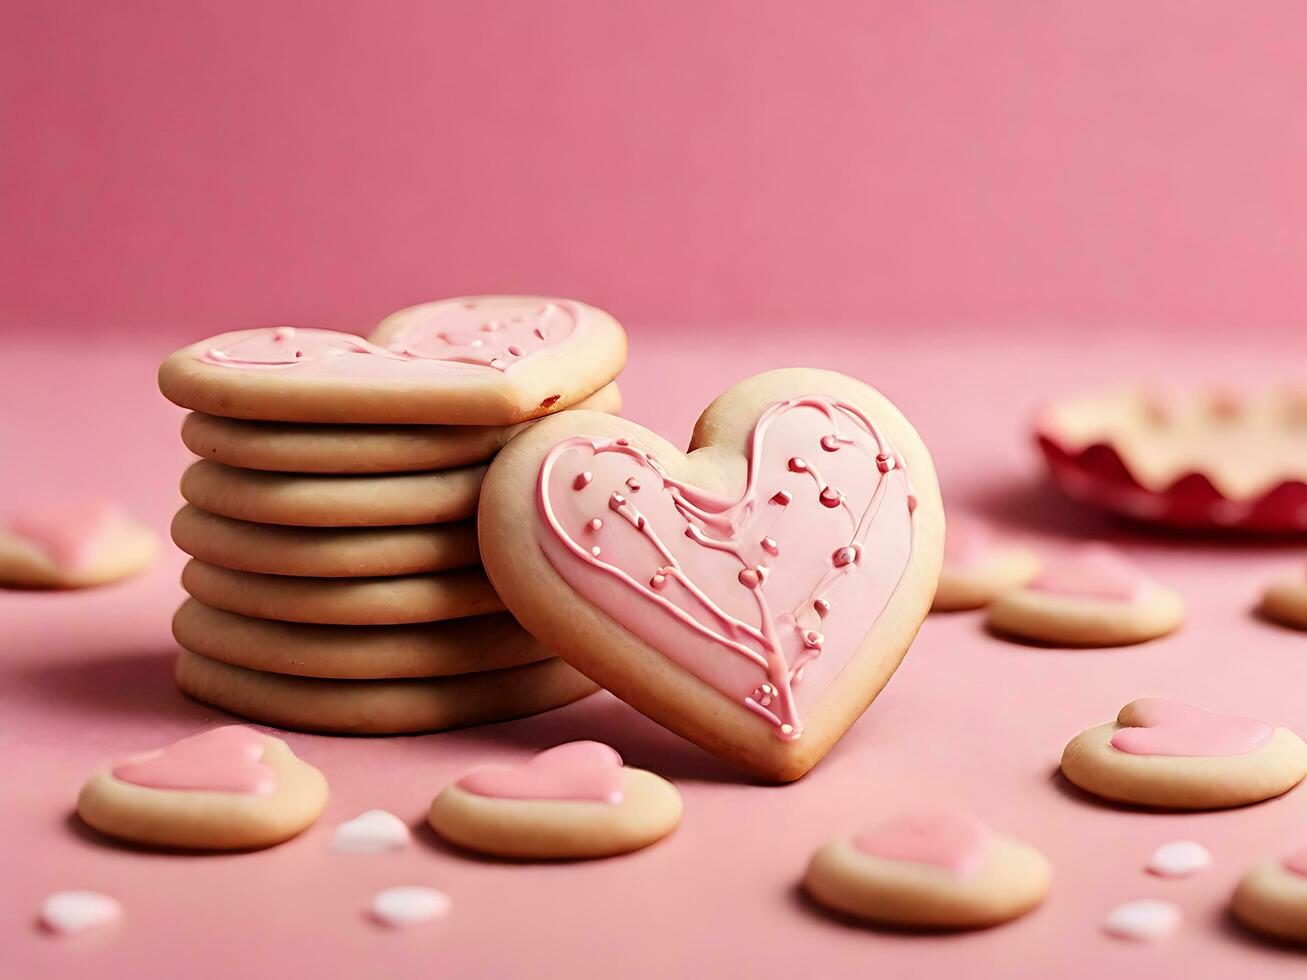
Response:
[1147,840,1212,878]
[41,890,122,935]
[331,810,410,854]
[370,886,452,928]
[1103,899,1182,940]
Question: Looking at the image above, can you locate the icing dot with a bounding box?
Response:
[331,810,410,855]
[819,435,840,452]
[506,344,525,357]
[876,453,896,473]
[370,886,452,928]
[761,536,779,556]
[615,438,630,447]
[802,630,824,649]
[1103,900,1181,941]
[832,545,859,568]
[40,891,123,935]
[573,472,593,490]
[587,518,603,531]
[625,478,642,492]
[272,326,296,341]
[788,457,809,473]
[738,568,761,588]
[770,489,793,506]
[754,683,775,706]
[480,320,502,332]
[608,493,627,510]
[1146,840,1212,878]
[814,598,831,617]
[468,338,485,348]
[650,572,667,590]
[534,326,548,340]
[780,723,794,735]
[819,487,843,508]
[590,546,602,557]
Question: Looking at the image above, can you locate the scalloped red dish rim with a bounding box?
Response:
[1036,430,1307,534]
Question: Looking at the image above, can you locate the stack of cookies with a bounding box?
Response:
[157,295,627,734]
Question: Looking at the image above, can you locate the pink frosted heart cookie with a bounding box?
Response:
[0,500,156,591]
[1259,565,1307,631]
[477,369,944,781]
[986,543,1183,646]
[158,296,626,425]
[428,741,682,858]
[1232,843,1307,943]
[1061,698,1307,809]
[803,812,1051,929]
[930,516,1040,611]
[77,726,328,849]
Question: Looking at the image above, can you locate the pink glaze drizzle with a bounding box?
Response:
[112,726,276,794]
[6,501,127,572]
[1029,543,1151,602]
[536,395,915,742]
[1110,698,1273,757]
[457,741,624,805]
[853,812,992,877]
[1282,845,1307,877]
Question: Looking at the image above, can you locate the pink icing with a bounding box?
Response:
[853,812,992,876]
[1110,698,1273,757]
[1028,543,1150,602]
[536,395,916,741]
[941,517,993,570]
[457,741,625,804]
[6,500,127,572]
[1282,844,1307,877]
[112,726,276,794]
[199,300,580,375]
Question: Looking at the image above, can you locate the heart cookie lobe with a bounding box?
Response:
[479,369,944,781]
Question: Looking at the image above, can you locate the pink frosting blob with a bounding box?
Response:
[1110,698,1273,757]
[1282,845,1307,877]
[853,812,992,877]
[941,517,994,570]
[6,500,127,572]
[112,726,277,795]
[457,741,625,805]
[1028,543,1150,602]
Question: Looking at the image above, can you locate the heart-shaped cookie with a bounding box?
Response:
[479,369,943,780]
[158,295,627,425]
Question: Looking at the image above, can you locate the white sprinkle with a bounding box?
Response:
[1103,899,1182,940]
[370,886,452,928]
[1147,840,1211,878]
[331,810,410,855]
[41,891,122,935]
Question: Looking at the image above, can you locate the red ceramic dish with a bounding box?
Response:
[1035,388,1307,533]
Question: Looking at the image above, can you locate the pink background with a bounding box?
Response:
[4,1,1307,337]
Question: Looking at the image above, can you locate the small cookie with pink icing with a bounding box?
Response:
[180,382,622,474]
[803,812,1051,929]
[0,501,157,590]
[428,741,682,859]
[158,296,626,425]
[1231,844,1307,943]
[77,727,328,850]
[1259,566,1307,631]
[931,517,1040,611]
[1061,698,1307,809]
[477,368,944,782]
[986,543,1183,646]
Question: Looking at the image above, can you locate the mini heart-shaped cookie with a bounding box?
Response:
[479,369,943,780]
[457,741,625,804]
[1111,698,1272,757]
[331,810,411,854]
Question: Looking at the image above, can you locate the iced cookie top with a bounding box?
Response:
[457,742,625,805]
[112,727,277,795]
[853,812,992,877]
[1110,698,1273,758]
[159,295,626,425]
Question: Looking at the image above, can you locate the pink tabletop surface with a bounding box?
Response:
[3,325,1307,978]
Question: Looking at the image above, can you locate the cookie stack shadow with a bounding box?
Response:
[166,385,621,735]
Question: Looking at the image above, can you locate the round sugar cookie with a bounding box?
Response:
[175,650,598,734]
[428,741,681,859]
[803,813,1051,930]
[0,501,157,591]
[1260,569,1307,631]
[1060,698,1307,809]
[172,599,551,678]
[181,382,623,474]
[1232,845,1307,943]
[180,460,485,528]
[181,559,503,625]
[171,505,479,578]
[77,726,327,850]
[986,543,1183,646]
[931,518,1040,611]
[158,296,627,425]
